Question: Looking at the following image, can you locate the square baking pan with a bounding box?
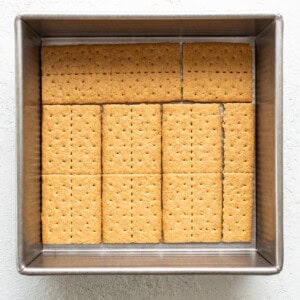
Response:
[16,14,283,275]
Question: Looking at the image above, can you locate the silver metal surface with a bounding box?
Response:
[20,14,275,37]
[16,14,283,275]
[16,18,42,271]
[255,16,283,270]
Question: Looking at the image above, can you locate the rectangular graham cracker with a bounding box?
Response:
[162,104,222,174]
[102,104,161,174]
[183,43,252,102]
[42,175,101,244]
[109,43,181,102]
[42,43,181,104]
[42,45,111,104]
[163,174,222,242]
[42,105,101,175]
[102,174,161,243]
[41,45,111,75]
[110,72,180,103]
[42,74,112,104]
[222,173,253,242]
[223,103,254,173]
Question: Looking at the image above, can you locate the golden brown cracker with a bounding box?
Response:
[70,175,101,243]
[42,175,101,244]
[183,43,252,73]
[110,72,181,103]
[42,105,101,175]
[109,43,181,102]
[163,173,222,242]
[102,174,161,243]
[70,105,101,175]
[162,104,222,174]
[42,105,72,174]
[42,45,111,104]
[41,45,111,75]
[42,74,111,104]
[42,175,72,244]
[102,104,161,174]
[183,72,252,102]
[223,103,254,173]
[110,43,180,73]
[42,43,181,104]
[222,173,253,242]
[183,43,252,102]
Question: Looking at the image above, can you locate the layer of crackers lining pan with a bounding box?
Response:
[41,42,256,246]
[16,15,283,275]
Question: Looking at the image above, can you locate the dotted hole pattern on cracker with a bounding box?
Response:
[41,42,254,244]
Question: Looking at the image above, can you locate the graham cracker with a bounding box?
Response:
[70,105,101,174]
[110,43,180,73]
[102,104,161,174]
[102,174,161,243]
[41,45,111,75]
[162,104,222,174]
[42,43,181,104]
[109,44,181,102]
[42,105,71,174]
[223,103,254,173]
[42,105,101,175]
[110,72,180,103]
[163,173,222,242]
[42,175,71,244]
[222,173,253,242]
[42,175,101,244]
[70,175,101,243]
[42,45,111,104]
[183,43,252,102]
[42,74,111,104]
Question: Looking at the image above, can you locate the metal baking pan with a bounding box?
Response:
[15,14,283,275]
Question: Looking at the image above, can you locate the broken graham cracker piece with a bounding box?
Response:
[42,105,101,175]
[42,43,181,104]
[183,42,252,102]
[163,174,222,242]
[42,175,101,244]
[222,103,254,242]
[222,173,253,242]
[162,104,222,174]
[102,174,161,243]
[102,104,161,174]
[223,103,254,173]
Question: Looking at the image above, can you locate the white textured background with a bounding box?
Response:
[0,0,299,299]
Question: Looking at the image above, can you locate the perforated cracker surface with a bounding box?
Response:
[223,103,254,173]
[103,104,161,174]
[222,173,253,242]
[42,175,101,244]
[41,42,255,245]
[162,104,222,174]
[183,43,252,102]
[103,174,161,243]
[42,43,181,104]
[42,105,101,175]
[163,174,222,242]
[42,105,72,174]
